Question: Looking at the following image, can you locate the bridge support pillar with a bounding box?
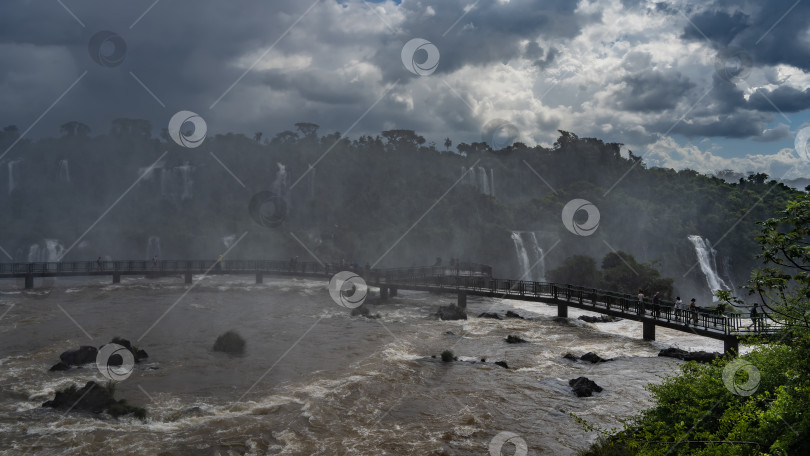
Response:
[112,272,121,284]
[184,271,193,284]
[557,303,568,318]
[24,274,34,289]
[380,287,389,301]
[457,291,467,309]
[643,321,656,341]
[724,337,739,356]
[255,272,263,284]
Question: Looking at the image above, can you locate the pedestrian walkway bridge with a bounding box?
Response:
[0,260,774,354]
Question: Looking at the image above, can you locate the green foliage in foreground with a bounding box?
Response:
[581,196,810,455]
[581,338,810,456]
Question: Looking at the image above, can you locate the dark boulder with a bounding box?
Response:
[42,381,146,418]
[569,377,603,397]
[49,362,71,372]
[436,305,467,320]
[505,335,527,344]
[213,330,246,355]
[563,353,579,362]
[110,337,149,363]
[578,315,619,323]
[59,346,98,366]
[505,311,525,319]
[580,352,612,363]
[494,361,509,369]
[478,312,502,320]
[658,347,721,363]
[350,305,379,318]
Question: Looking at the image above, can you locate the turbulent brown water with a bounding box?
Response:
[0,275,728,455]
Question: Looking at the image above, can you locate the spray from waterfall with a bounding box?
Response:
[147,236,162,260]
[177,162,193,200]
[58,159,70,183]
[511,231,546,281]
[8,159,21,195]
[688,235,729,300]
[461,166,494,196]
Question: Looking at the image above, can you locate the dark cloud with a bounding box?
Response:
[747,86,810,113]
[614,70,696,112]
[682,0,810,72]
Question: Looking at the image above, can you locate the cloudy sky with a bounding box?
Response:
[1,0,809,178]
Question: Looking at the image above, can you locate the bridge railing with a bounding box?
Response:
[386,273,748,335]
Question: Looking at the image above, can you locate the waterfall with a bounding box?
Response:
[146,236,161,260]
[511,232,532,280]
[58,159,70,183]
[8,159,21,195]
[160,168,171,197]
[177,162,193,200]
[27,239,65,269]
[273,163,288,198]
[721,255,737,292]
[688,235,730,300]
[308,164,315,198]
[462,166,494,196]
[477,167,490,195]
[528,232,546,281]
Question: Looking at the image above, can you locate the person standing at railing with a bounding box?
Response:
[637,290,644,314]
[688,298,698,325]
[652,292,661,318]
[97,257,103,271]
[750,303,762,333]
[674,296,683,321]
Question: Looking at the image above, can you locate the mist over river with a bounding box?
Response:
[0,275,729,455]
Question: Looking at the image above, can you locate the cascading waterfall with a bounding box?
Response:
[160,168,171,197]
[8,159,21,195]
[58,159,70,183]
[308,164,315,198]
[273,163,288,198]
[477,167,490,195]
[528,232,546,281]
[176,162,193,200]
[461,166,494,196]
[27,239,65,270]
[688,235,729,300]
[511,232,532,280]
[146,236,161,260]
[721,255,737,292]
[222,234,236,248]
[511,231,546,281]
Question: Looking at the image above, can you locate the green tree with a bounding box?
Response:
[548,255,600,287]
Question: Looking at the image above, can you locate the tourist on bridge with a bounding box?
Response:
[652,292,661,318]
[674,296,683,321]
[750,303,762,333]
[96,257,103,271]
[688,298,698,325]
[637,290,645,314]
